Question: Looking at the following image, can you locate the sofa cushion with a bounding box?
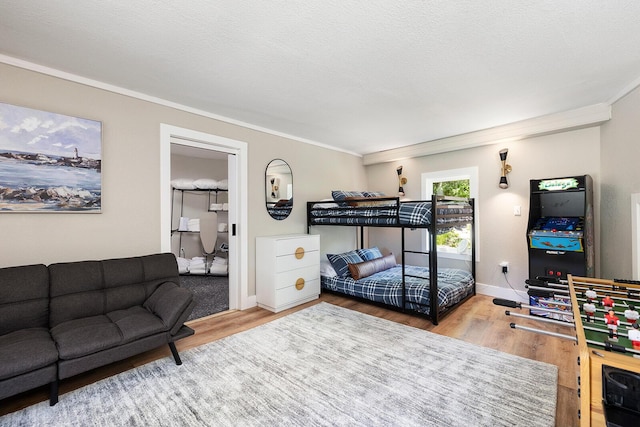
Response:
[0,264,49,335]
[143,282,195,335]
[0,328,58,380]
[51,315,122,360]
[107,306,167,344]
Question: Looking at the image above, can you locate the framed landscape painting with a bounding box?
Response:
[0,102,102,212]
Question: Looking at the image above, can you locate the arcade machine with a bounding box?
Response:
[526,175,594,320]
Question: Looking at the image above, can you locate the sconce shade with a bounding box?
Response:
[499,148,511,189]
[396,166,407,196]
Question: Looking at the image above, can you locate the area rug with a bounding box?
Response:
[179,275,229,320]
[1,303,557,427]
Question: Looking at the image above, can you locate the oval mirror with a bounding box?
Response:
[265,159,293,220]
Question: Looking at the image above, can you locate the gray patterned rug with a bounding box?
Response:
[1,303,557,426]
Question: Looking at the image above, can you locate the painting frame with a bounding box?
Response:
[0,102,102,213]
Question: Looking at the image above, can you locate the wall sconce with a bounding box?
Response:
[499,149,512,189]
[396,166,407,196]
[270,177,279,198]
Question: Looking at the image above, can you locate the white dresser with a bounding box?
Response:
[256,234,320,312]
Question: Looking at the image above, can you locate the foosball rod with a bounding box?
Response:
[526,284,570,295]
[581,324,629,339]
[575,287,640,301]
[493,299,574,317]
[505,310,575,327]
[579,313,635,327]
[573,279,640,293]
[509,323,640,356]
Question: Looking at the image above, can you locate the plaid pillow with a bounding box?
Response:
[331,190,369,201]
[326,251,364,277]
[364,191,386,197]
[356,247,383,261]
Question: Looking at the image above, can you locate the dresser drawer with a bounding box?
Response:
[275,278,320,306]
[275,249,319,273]
[275,235,320,256]
[274,265,320,291]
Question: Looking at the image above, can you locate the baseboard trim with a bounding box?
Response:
[475,282,529,304]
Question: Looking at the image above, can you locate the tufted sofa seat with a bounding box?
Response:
[0,253,195,406]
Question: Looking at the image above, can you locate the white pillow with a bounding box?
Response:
[320,260,338,277]
[194,178,219,189]
[171,178,196,190]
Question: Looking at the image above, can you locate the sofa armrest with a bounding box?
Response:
[143,282,194,335]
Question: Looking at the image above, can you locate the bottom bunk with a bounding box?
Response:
[321,249,475,323]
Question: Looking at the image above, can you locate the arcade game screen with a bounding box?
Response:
[537,217,581,231]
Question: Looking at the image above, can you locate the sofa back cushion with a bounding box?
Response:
[0,264,49,335]
[49,253,179,328]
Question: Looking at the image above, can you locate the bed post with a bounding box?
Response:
[430,194,439,324]
[470,198,476,295]
[401,227,406,311]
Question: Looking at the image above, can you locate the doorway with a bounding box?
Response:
[160,124,251,311]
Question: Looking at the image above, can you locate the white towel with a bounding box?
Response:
[218,223,228,232]
[217,179,228,190]
[222,203,229,211]
[188,218,200,232]
[209,263,228,275]
[189,266,207,275]
[209,203,223,211]
[178,217,189,231]
[176,257,190,274]
[212,256,228,265]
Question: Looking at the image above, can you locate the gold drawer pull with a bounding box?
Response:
[295,278,305,290]
[295,247,305,259]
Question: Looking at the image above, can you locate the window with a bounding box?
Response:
[422,167,479,261]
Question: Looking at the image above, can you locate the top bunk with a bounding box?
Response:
[307,191,474,230]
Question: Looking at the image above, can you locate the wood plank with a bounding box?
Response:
[0,294,579,426]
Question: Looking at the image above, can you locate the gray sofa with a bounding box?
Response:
[0,253,195,406]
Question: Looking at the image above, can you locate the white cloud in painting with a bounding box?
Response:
[47,120,88,134]
[11,116,41,133]
[27,135,49,145]
[40,120,55,129]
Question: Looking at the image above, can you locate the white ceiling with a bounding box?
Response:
[2,1,640,156]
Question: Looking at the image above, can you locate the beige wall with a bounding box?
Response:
[0,63,367,299]
[600,85,640,278]
[365,127,601,297]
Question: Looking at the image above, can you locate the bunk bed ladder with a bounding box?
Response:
[401,219,439,323]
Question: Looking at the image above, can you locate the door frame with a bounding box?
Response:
[160,124,252,310]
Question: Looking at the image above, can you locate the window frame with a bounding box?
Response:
[421,166,479,262]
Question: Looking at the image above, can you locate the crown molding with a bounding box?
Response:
[0,54,362,158]
[363,103,611,165]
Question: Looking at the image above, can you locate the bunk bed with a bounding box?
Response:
[306,191,476,325]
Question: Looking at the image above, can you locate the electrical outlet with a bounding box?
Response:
[499,261,509,273]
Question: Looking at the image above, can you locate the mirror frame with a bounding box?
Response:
[265,159,293,220]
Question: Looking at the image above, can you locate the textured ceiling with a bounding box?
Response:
[1,1,640,155]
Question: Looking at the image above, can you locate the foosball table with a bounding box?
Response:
[494,275,640,426]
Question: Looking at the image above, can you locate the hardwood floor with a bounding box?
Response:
[0,294,579,426]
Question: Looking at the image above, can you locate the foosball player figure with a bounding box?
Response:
[624,305,639,327]
[601,294,615,309]
[585,287,597,303]
[583,301,597,323]
[629,323,640,351]
[604,309,620,340]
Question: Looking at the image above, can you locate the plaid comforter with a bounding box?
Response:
[321,265,474,315]
[309,201,472,227]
